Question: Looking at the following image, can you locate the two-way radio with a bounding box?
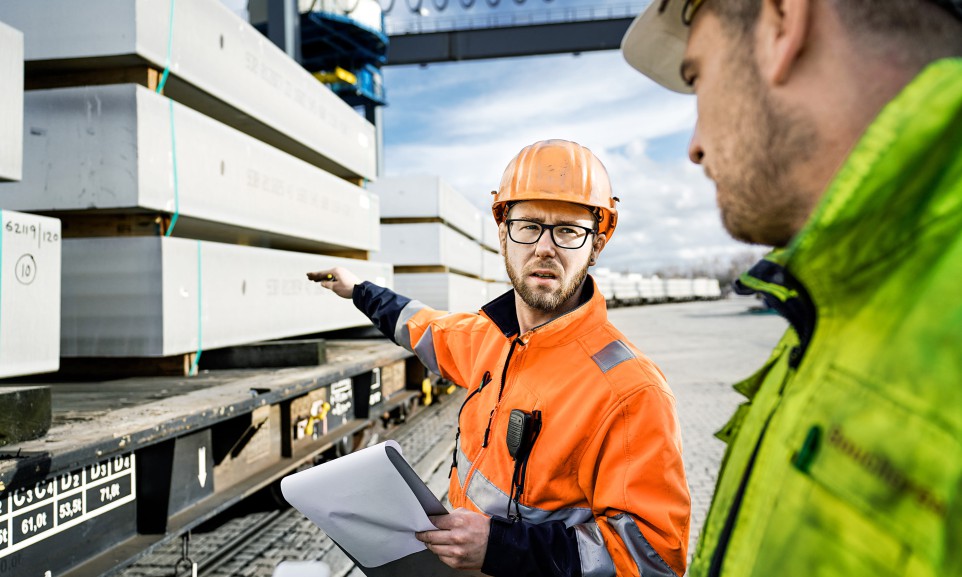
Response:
[506,409,542,520]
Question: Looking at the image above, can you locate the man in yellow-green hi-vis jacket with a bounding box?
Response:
[621,1,962,575]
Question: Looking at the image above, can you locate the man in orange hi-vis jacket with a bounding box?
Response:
[308,139,690,577]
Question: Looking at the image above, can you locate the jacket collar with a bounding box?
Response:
[481,275,607,346]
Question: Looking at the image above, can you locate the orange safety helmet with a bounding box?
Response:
[492,139,619,239]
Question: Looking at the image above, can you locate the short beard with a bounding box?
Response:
[506,256,591,313]
[716,46,819,247]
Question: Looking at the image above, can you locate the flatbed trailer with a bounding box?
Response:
[0,339,425,577]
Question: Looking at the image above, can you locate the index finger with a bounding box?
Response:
[306,270,336,282]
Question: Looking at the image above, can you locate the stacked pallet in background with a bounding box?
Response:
[0,0,390,371]
[369,175,492,312]
[592,268,722,306]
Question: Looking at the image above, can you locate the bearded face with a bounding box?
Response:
[500,200,598,315]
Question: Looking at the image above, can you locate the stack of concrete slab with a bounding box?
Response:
[0,21,22,183]
[0,84,379,252]
[61,238,390,357]
[0,23,61,379]
[0,0,375,180]
[377,223,482,277]
[479,219,511,301]
[370,175,492,312]
[0,211,61,377]
[393,273,488,315]
[0,0,390,365]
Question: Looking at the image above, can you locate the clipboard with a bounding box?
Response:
[280,441,481,577]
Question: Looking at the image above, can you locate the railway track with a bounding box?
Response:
[121,388,465,577]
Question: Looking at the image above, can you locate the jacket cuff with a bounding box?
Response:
[351,281,411,343]
[482,515,581,577]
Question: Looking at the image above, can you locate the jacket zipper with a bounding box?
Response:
[449,371,492,478]
[483,336,525,447]
[462,336,525,498]
[709,351,798,575]
[707,418,772,576]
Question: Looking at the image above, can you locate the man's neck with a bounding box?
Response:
[514,283,586,335]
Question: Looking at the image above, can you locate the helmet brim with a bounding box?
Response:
[622,0,695,95]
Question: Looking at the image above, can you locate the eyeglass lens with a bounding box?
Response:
[508,220,591,249]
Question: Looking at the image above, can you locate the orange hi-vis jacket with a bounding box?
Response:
[354,276,690,576]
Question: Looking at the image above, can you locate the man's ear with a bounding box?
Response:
[590,233,607,265]
[499,222,508,255]
[757,0,812,86]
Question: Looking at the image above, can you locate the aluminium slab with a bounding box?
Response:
[0,21,23,182]
[1,84,379,252]
[61,237,392,357]
[375,223,482,277]
[0,0,375,179]
[394,273,488,313]
[369,175,484,241]
[0,210,61,378]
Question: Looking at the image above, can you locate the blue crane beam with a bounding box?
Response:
[384,18,634,65]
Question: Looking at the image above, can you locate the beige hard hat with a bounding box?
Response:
[621,0,705,95]
[492,139,619,239]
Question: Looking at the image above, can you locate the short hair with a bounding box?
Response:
[703,0,962,62]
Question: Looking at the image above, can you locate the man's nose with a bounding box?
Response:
[689,122,705,165]
[534,228,557,257]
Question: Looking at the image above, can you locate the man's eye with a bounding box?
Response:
[519,223,540,231]
[558,227,579,236]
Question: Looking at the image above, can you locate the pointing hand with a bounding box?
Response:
[306,267,360,299]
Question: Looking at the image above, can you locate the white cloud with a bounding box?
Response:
[382,50,756,274]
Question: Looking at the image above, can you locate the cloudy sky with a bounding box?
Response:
[226,0,765,274]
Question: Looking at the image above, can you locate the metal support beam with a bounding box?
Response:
[385,18,634,66]
[268,0,302,62]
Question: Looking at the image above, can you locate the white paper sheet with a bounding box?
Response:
[280,440,441,568]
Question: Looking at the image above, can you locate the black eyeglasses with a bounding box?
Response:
[505,219,596,250]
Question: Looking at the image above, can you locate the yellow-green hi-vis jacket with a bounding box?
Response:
[690,58,962,577]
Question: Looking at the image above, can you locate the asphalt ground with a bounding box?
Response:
[124,295,787,576]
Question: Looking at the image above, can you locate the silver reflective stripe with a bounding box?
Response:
[394,300,429,351]
[609,514,676,577]
[456,443,471,488]
[413,325,441,376]
[466,467,593,526]
[591,340,636,373]
[574,523,616,577]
